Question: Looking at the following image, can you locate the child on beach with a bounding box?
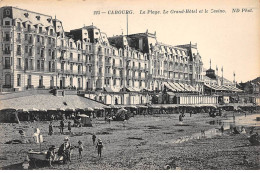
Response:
[96,138,103,158]
[78,140,83,160]
[92,134,96,145]
[46,145,55,167]
[49,121,53,136]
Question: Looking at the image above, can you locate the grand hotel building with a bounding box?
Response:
[0,6,209,105]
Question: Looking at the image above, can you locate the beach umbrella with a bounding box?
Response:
[57,108,66,111]
[85,107,94,111]
[28,108,38,112]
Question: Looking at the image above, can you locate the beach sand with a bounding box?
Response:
[0,112,259,170]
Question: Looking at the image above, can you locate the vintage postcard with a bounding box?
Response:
[0,0,259,170]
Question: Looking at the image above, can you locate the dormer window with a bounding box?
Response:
[47,18,51,23]
[28,24,31,31]
[4,21,10,26]
[5,10,10,15]
[24,13,29,18]
[36,16,40,20]
[39,27,42,33]
[50,29,53,35]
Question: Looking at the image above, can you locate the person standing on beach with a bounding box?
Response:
[96,138,103,158]
[92,134,96,145]
[78,140,83,160]
[68,121,72,134]
[220,125,224,134]
[49,121,53,136]
[60,120,64,134]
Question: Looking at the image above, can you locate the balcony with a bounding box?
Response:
[98,49,105,55]
[24,29,35,33]
[16,65,23,70]
[16,38,22,43]
[49,68,56,72]
[26,85,34,90]
[3,50,11,55]
[105,73,112,77]
[3,37,11,41]
[17,51,22,56]
[113,64,123,69]
[105,62,112,66]
[2,85,12,88]
[38,85,45,89]
[16,26,22,31]
[59,45,67,51]
[4,65,11,69]
[28,39,34,44]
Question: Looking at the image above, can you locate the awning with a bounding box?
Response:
[163,82,177,91]
[104,87,115,92]
[167,92,175,96]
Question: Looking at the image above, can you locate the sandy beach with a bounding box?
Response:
[0,111,259,170]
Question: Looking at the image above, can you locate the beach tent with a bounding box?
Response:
[78,114,92,127]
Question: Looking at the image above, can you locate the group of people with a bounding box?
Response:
[46,134,104,167]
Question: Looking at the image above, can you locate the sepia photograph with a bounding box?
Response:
[0,0,259,170]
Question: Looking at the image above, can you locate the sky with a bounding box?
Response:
[1,0,260,83]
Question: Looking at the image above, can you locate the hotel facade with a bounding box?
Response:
[0,6,222,105]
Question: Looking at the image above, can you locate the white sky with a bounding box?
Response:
[1,0,260,83]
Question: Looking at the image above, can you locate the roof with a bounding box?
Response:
[0,94,109,110]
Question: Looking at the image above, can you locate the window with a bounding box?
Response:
[39,27,42,33]
[70,53,73,59]
[28,75,31,86]
[70,64,73,71]
[39,76,43,86]
[48,49,51,56]
[17,58,21,67]
[41,36,44,44]
[70,77,73,86]
[28,25,31,31]
[41,60,44,71]
[78,54,80,62]
[17,33,21,40]
[5,10,10,15]
[61,62,64,71]
[4,57,10,69]
[37,47,40,54]
[37,35,40,42]
[37,60,40,70]
[48,37,51,44]
[113,79,116,85]
[25,46,28,53]
[17,45,21,55]
[70,42,72,48]
[25,34,28,40]
[50,29,53,35]
[29,59,33,70]
[17,74,21,86]
[78,65,81,73]
[5,21,10,26]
